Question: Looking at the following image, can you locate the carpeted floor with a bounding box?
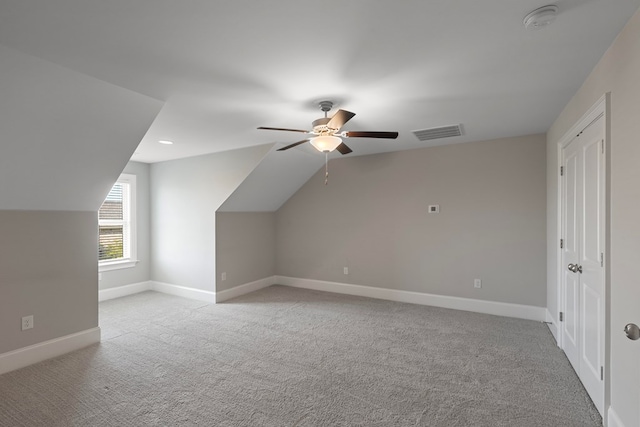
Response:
[0,285,601,426]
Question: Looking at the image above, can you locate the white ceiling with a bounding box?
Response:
[1,0,638,165]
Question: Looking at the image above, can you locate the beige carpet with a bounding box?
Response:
[0,285,601,426]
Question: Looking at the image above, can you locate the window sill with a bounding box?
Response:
[99,259,139,272]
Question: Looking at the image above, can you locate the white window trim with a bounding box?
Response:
[99,259,138,272]
[99,173,138,272]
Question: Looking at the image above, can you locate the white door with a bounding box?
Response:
[562,139,580,370]
[561,114,605,414]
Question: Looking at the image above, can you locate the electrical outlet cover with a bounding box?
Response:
[21,315,34,330]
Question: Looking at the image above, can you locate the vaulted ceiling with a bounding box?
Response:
[1,1,639,212]
[1,0,638,166]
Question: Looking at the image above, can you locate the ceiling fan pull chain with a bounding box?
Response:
[325,152,329,185]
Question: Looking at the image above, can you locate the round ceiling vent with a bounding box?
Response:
[523,5,558,30]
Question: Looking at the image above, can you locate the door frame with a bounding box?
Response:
[555,93,609,412]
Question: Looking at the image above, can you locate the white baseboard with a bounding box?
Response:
[99,277,546,321]
[545,309,558,342]
[99,281,151,301]
[99,280,217,304]
[608,407,626,427]
[150,281,216,303]
[0,327,101,375]
[276,276,546,322]
[216,276,276,303]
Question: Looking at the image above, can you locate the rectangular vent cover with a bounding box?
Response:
[412,124,463,141]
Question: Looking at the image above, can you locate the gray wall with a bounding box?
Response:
[547,8,640,425]
[215,212,276,291]
[276,134,547,307]
[99,161,151,290]
[150,144,272,291]
[0,46,161,356]
[0,211,98,354]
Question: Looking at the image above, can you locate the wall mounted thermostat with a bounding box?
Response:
[428,204,440,213]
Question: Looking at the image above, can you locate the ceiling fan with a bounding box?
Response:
[257,100,399,155]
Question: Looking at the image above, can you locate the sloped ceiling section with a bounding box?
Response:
[0,44,163,211]
[2,1,639,165]
[218,144,326,212]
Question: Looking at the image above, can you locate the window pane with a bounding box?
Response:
[99,183,123,220]
[99,225,124,260]
[98,174,135,268]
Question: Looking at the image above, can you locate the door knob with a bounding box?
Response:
[567,263,582,273]
[624,323,640,341]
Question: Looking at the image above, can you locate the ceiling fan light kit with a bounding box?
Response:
[310,135,342,153]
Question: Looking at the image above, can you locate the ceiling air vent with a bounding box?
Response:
[412,124,463,142]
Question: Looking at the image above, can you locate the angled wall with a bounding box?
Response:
[0,45,162,212]
[149,144,272,292]
[218,146,324,212]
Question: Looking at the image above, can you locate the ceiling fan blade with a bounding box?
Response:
[258,126,310,133]
[335,143,353,155]
[343,131,399,139]
[327,109,356,130]
[276,139,309,151]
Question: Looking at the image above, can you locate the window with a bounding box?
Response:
[99,173,137,271]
